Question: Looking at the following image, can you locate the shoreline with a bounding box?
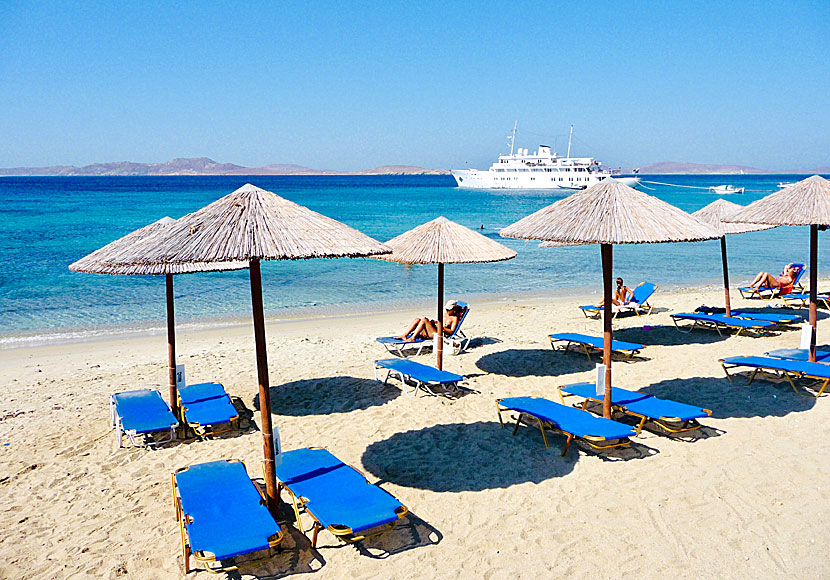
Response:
[0,277,765,350]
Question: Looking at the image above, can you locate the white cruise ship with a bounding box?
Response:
[451,124,640,190]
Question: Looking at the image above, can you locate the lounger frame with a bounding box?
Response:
[782,293,830,309]
[171,459,283,574]
[277,447,409,548]
[557,386,712,436]
[496,398,631,456]
[109,390,177,449]
[719,358,830,397]
[670,313,771,337]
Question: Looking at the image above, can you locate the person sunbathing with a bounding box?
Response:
[595,278,632,307]
[394,300,463,342]
[749,263,797,289]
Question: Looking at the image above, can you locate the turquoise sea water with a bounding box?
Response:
[1,174,828,345]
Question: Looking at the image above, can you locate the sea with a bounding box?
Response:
[1,174,827,347]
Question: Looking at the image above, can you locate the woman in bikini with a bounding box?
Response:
[749,263,797,289]
[394,300,463,342]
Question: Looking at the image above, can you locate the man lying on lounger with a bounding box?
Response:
[394,300,463,342]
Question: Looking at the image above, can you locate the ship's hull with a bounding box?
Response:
[451,169,640,190]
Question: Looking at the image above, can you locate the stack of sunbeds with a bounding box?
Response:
[177,381,239,438]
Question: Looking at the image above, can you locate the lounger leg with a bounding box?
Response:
[635,416,647,437]
[311,522,322,549]
[783,372,800,395]
[512,414,523,436]
[496,403,505,427]
[581,344,591,360]
[747,368,759,386]
[721,362,734,383]
[537,418,549,449]
[561,434,574,457]
[816,379,830,397]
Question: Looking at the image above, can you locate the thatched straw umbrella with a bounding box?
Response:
[77,184,391,513]
[692,199,775,316]
[69,217,246,422]
[726,175,830,362]
[501,179,721,418]
[377,217,516,370]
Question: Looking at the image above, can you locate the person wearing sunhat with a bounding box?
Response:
[394,299,463,342]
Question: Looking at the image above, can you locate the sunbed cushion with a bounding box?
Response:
[374,358,464,384]
[765,348,830,362]
[499,396,635,440]
[560,382,650,405]
[376,336,428,345]
[549,333,644,352]
[175,460,280,560]
[277,448,403,533]
[179,382,228,405]
[182,396,238,426]
[721,356,830,378]
[112,389,177,434]
[672,312,774,328]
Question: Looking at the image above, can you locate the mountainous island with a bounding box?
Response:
[0,157,827,176]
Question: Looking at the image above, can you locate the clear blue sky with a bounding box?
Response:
[1,1,828,171]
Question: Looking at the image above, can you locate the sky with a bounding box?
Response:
[1,1,828,171]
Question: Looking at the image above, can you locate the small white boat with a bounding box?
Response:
[778,181,797,188]
[708,184,744,194]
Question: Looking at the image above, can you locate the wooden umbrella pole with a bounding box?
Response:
[809,225,818,362]
[600,244,613,419]
[165,274,180,422]
[437,263,444,370]
[249,259,278,514]
[720,236,731,317]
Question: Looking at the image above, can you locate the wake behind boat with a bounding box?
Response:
[451,123,641,190]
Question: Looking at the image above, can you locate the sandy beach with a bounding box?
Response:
[1,285,828,580]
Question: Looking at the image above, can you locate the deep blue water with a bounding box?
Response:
[1,174,828,344]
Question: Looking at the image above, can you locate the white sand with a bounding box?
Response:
[1,287,828,579]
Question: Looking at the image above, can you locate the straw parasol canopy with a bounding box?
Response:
[379,217,516,369]
[725,175,830,362]
[70,217,248,424]
[502,179,721,418]
[75,183,391,513]
[692,199,775,316]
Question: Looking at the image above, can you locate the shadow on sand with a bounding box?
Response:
[362,421,578,492]
[615,325,733,346]
[475,348,596,377]
[254,377,399,417]
[640,375,817,419]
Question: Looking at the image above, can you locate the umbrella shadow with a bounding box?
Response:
[255,377,399,417]
[466,336,504,349]
[362,421,577,492]
[475,348,596,377]
[614,325,732,346]
[352,512,442,559]
[640,376,817,419]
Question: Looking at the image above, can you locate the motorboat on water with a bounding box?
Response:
[708,184,745,194]
[451,123,641,190]
[778,181,797,188]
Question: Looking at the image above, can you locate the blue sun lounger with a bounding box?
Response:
[765,348,830,362]
[110,389,178,448]
[496,396,635,456]
[549,332,645,359]
[719,355,830,397]
[670,312,774,336]
[782,292,830,309]
[276,448,408,548]
[172,459,283,574]
[558,382,712,436]
[738,263,805,300]
[695,306,803,325]
[373,358,465,396]
[376,301,471,357]
[177,382,239,438]
[579,282,658,319]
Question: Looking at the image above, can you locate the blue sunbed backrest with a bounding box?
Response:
[450,301,470,337]
[630,282,656,305]
[790,264,805,286]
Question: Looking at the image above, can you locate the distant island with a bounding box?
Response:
[0,157,827,177]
